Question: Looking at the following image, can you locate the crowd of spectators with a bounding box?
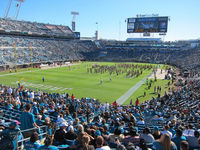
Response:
[98,41,200,71]
[0,17,99,66]
[0,68,200,150]
[0,35,98,65]
[0,18,74,38]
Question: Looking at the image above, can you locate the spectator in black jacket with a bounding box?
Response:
[66,125,77,140]
[54,122,68,144]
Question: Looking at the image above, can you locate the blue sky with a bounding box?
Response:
[0,0,200,41]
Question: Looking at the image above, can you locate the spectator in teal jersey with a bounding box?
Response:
[20,104,40,138]
[172,128,186,150]
[169,123,176,137]
[24,132,41,150]
[32,102,39,115]
[0,121,21,150]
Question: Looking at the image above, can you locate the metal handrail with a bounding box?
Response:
[18,125,46,133]
[16,125,48,150]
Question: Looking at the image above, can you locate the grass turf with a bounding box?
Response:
[0,62,170,104]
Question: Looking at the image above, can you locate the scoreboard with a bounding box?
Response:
[127,16,168,33]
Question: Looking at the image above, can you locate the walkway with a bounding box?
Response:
[116,72,152,105]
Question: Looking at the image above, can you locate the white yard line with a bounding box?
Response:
[116,72,153,105]
[11,81,73,92]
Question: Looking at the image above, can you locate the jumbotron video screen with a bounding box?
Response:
[127,16,168,33]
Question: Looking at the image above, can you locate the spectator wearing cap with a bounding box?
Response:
[0,121,21,150]
[140,127,155,144]
[24,132,41,150]
[20,104,40,138]
[172,128,186,150]
[96,136,110,150]
[54,122,68,145]
[56,114,66,126]
[152,126,161,140]
[14,96,21,109]
[32,102,39,115]
[36,115,43,126]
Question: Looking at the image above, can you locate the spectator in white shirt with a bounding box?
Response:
[15,96,21,104]
[30,91,34,99]
[137,117,145,125]
[161,125,172,138]
[140,127,155,144]
[8,87,12,94]
[104,102,109,111]
[183,124,195,137]
[96,136,110,150]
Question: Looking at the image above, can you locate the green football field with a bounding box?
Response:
[0,62,171,105]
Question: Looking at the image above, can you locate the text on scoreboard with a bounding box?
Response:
[127,16,168,33]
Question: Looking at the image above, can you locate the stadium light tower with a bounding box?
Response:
[4,0,25,19]
[71,11,79,32]
[4,0,13,18]
[14,0,25,20]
